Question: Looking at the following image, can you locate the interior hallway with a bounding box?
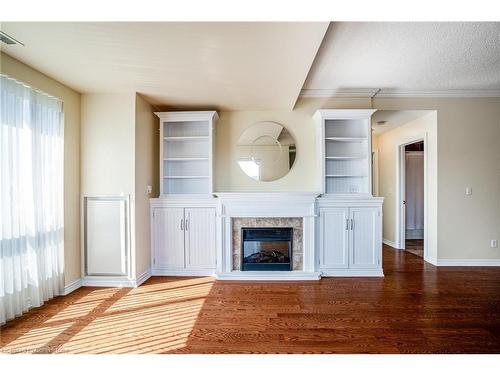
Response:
[406,239,424,258]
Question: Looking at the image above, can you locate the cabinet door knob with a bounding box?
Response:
[346,219,349,230]
[350,219,354,230]
[180,219,184,230]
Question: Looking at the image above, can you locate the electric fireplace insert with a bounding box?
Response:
[241,227,292,271]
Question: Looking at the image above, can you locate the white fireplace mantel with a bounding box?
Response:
[215,192,321,280]
[216,192,319,217]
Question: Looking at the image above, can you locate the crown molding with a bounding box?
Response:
[376,89,500,98]
[300,88,379,98]
[300,88,500,98]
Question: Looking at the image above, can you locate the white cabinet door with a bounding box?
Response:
[349,207,379,269]
[319,207,349,269]
[185,207,216,270]
[153,207,185,269]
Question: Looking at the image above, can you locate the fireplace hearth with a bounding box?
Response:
[241,228,292,271]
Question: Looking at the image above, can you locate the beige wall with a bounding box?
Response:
[377,112,438,262]
[297,96,500,261]
[81,93,137,277]
[372,134,379,150]
[215,111,321,192]
[134,94,158,277]
[81,93,157,280]
[376,98,500,261]
[0,52,82,287]
[81,94,136,195]
[2,51,499,274]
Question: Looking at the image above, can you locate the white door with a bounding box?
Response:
[349,207,379,269]
[319,207,349,269]
[185,208,216,270]
[153,207,185,269]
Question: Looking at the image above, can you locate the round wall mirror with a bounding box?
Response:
[236,121,296,182]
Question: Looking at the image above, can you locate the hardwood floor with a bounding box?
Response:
[1,245,500,354]
[405,239,424,258]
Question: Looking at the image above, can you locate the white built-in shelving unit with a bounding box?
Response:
[155,111,218,196]
[314,109,384,277]
[314,110,376,196]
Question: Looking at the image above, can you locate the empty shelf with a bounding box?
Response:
[164,136,209,141]
[163,157,209,161]
[325,137,368,142]
[164,176,210,179]
[326,174,368,178]
[325,156,367,160]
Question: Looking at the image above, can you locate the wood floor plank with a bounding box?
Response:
[1,246,500,353]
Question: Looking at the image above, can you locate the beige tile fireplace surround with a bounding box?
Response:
[232,217,303,271]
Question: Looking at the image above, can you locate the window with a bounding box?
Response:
[0,74,64,324]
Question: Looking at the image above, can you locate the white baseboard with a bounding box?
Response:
[81,276,137,288]
[215,271,321,281]
[152,269,216,277]
[436,259,500,267]
[71,270,151,290]
[382,238,398,248]
[321,269,384,277]
[63,278,82,295]
[425,256,438,266]
[136,268,152,286]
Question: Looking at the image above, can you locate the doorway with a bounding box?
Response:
[397,137,427,260]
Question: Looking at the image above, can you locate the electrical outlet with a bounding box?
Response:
[491,240,498,248]
[465,187,472,195]
[146,185,153,194]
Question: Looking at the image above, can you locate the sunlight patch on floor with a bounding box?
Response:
[0,277,214,354]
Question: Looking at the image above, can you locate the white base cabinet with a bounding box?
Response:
[151,198,217,276]
[149,197,382,278]
[318,198,384,276]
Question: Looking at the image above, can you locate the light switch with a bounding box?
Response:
[465,187,472,195]
[491,240,498,248]
[146,185,153,194]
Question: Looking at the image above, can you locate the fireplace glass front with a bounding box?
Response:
[241,227,292,271]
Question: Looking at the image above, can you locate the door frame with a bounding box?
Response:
[396,133,428,261]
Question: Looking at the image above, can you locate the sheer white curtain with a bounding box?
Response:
[0,75,64,325]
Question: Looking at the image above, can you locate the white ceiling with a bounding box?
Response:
[302,22,500,97]
[0,22,328,110]
[371,110,432,135]
[2,22,499,110]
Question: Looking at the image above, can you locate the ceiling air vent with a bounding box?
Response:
[0,31,24,46]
